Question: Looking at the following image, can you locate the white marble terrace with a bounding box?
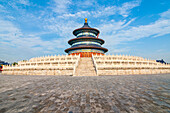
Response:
[2,54,170,76]
[92,54,170,75]
[2,55,80,75]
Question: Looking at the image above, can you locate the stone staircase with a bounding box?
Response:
[74,57,97,76]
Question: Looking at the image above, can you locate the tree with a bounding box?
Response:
[12,62,18,66]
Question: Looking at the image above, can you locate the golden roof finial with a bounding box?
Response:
[85,18,87,23]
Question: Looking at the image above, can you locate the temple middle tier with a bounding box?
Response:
[65,18,108,57]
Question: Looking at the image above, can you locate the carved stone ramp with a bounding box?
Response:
[74,57,97,76]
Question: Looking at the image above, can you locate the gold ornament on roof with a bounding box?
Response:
[85,18,87,23]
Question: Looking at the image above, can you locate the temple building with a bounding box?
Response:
[2,18,170,76]
[65,18,108,57]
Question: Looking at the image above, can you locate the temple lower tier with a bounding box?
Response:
[70,52,104,57]
[65,46,108,57]
[2,54,170,76]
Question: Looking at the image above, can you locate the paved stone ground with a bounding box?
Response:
[0,74,170,113]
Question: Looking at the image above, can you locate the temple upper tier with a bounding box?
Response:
[65,18,108,57]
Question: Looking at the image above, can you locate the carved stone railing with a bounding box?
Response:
[73,54,80,76]
[92,54,98,76]
[2,55,80,75]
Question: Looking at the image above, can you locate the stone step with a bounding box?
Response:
[76,68,95,70]
[74,73,96,76]
[75,72,95,74]
[78,64,93,66]
[77,65,94,67]
[74,57,97,76]
[75,71,95,73]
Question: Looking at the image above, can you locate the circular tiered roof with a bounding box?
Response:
[68,37,105,45]
[73,19,100,36]
[65,18,108,56]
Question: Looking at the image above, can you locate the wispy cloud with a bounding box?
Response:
[99,18,136,35]
[45,19,81,37]
[108,47,131,55]
[58,11,90,18]
[50,0,72,14]
[96,0,141,17]
[74,0,96,8]
[0,19,22,39]
[58,0,141,18]
[0,4,8,13]
[160,9,170,19]
[0,4,4,9]
[0,19,67,62]
[99,9,170,47]
[118,0,141,17]
[18,0,30,6]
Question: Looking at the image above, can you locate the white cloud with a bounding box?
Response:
[109,47,131,54]
[0,4,8,13]
[91,6,116,17]
[99,9,170,47]
[119,0,141,17]
[75,0,96,8]
[0,19,67,62]
[58,0,141,18]
[45,18,81,37]
[0,4,4,9]
[18,0,30,6]
[0,20,22,41]
[114,19,170,41]
[58,11,90,18]
[50,0,72,14]
[99,18,136,36]
[93,0,141,18]
[160,9,170,19]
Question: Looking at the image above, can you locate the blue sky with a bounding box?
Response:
[0,0,170,63]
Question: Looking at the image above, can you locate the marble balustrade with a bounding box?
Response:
[92,54,170,75]
[2,54,170,76]
[2,55,80,75]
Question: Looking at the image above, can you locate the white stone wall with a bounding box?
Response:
[2,55,80,76]
[92,54,170,75]
[2,54,170,76]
